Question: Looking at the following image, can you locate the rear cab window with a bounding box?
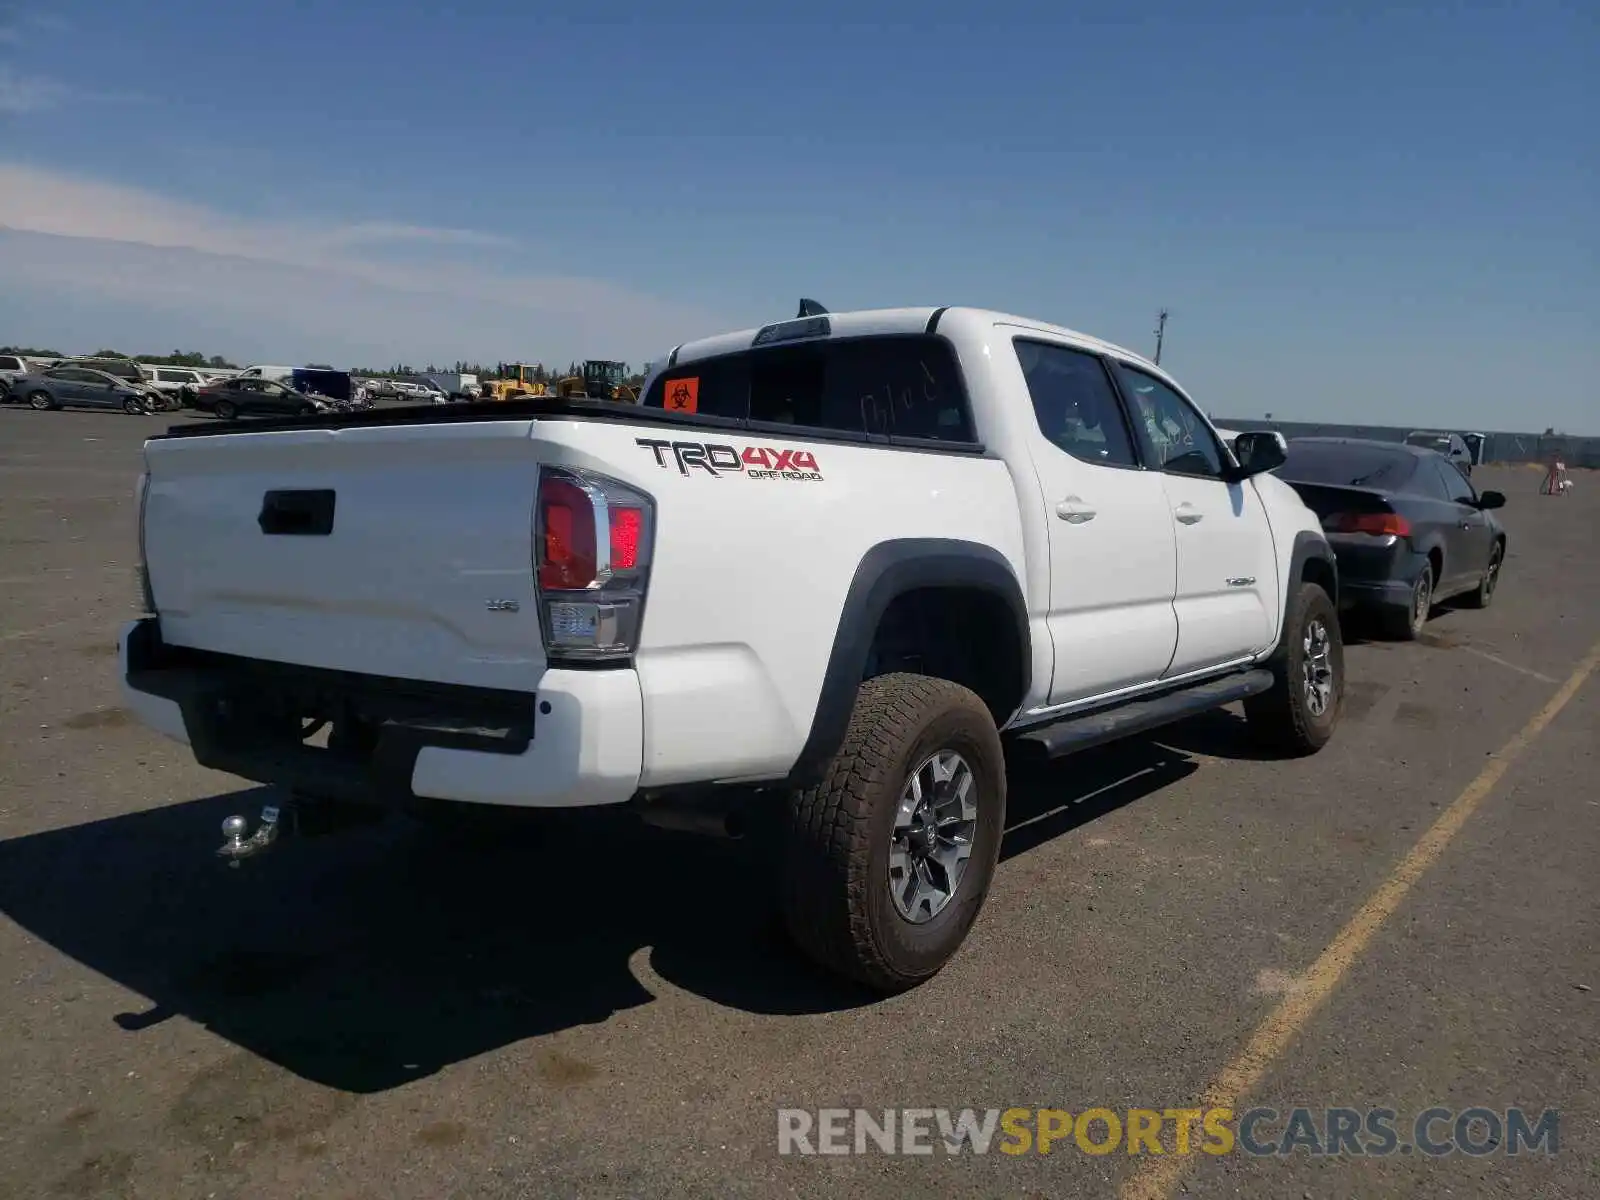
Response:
[644,334,976,444]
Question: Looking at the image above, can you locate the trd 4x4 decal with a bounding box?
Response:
[636,438,823,481]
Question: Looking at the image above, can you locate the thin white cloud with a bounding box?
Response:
[0,162,729,366]
[0,67,68,114]
[0,163,508,262]
[329,221,516,250]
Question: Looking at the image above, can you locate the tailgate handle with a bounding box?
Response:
[259,489,336,536]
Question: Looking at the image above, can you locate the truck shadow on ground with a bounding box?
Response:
[0,731,1218,1095]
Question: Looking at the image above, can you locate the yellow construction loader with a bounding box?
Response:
[554,360,638,403]
[481,362,548,401]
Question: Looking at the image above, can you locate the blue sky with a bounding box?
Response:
[1,0,1594,430]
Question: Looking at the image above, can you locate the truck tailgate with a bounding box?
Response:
[142,420,547,691]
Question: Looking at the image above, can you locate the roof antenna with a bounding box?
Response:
[797,298,828,318]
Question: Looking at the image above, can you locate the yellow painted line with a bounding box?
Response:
[1121,635,1600,1200]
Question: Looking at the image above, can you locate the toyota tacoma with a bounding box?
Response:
[121,301,1343,991]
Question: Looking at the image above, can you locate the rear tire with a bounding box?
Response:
[1244,581,1343,756]
[1380,562,1432,640]
[780,673,1006,993]
[215,399,237,420]
[1460,541,1503,610]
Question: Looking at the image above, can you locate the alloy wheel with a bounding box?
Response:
[1302,618,1336,718]
[888,750,979,923]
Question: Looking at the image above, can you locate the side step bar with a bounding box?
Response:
[1015,669,1275,759]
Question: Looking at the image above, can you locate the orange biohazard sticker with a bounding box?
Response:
[665,377,699,413]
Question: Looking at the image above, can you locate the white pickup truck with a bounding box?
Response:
[121,302,1344,991]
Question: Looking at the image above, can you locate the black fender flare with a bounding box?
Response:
[1287,529,1339,615]
[785,538,1030,788]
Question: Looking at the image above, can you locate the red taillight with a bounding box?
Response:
[609,507,642,570]
[532,466,656,665]
[538,476,597,589]
[1329,511,1411,537]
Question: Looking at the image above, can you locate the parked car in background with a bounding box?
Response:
[63,357,176,410]
[8,365,156,414]
[0,353,34,401]
[139,365,208,407]
[1276,437,1506,640]
[195,376,331,420]
[1404,430,1473,477]
[1211,425,1243,453]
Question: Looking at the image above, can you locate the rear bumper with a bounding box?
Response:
[118,618,643,809]
[1326,536,1427,611]
[1338,578,1416,609]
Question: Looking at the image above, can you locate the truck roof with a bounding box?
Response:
[667,304,1166,379]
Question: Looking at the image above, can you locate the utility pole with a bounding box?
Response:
[1153,308,1169,365]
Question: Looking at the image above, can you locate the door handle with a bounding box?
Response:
[1173,503,1204,524]
[1056,497,1097,523]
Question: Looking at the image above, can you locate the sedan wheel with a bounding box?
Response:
[122,396,145,415]
[1463,542,1503,610]
[1383,563,1433,640]
[215,399,238,420]
[28,391,53,410]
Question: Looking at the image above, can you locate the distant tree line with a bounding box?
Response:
[73,349,239,369]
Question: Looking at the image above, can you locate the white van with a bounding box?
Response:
[236,364,296,383]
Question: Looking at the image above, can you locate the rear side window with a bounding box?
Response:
[1014,339,1137,467]
[645,335,974,442]
[77,359,138,381]
[0,356,22,371]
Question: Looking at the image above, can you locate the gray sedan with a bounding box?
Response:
[8,366,155,415]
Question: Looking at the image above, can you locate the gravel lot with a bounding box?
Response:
[1,407,1595,1199]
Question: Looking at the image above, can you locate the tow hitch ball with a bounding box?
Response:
[217,804,284,867]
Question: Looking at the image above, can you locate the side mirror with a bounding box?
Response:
[1229,430,1288,479]
[1478,490,1506,510]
